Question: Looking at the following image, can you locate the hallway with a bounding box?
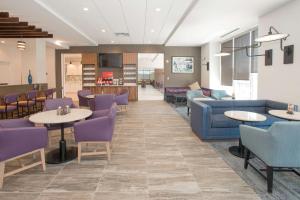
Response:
[138,85,164,101]
[0,101,259,200]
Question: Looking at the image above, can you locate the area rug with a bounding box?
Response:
[173,104,300,200]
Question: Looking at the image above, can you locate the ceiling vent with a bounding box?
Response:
[114,32,130,37]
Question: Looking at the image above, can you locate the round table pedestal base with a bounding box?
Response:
[46,147,77,164]
[229,146,244,158]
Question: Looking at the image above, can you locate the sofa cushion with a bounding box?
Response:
[211,90,229,100]
[212,114,241,128]
[189,82,201,90]
[202,88,211,97]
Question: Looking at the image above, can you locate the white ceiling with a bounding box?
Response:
[138,53,164,69]
[0,0,292,47]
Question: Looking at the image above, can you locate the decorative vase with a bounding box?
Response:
[28,70,32,84]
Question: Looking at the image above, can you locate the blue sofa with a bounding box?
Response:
[190,100,290,140]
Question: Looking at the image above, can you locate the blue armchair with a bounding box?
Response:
[241,122,300,193]
[186,90,209,115]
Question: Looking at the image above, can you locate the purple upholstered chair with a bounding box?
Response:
[74,104,117,162]
[43,98,77,132]
[90,94,115,111]
[44,98,76,111]
[0,93,19,119]
[0,119,48,188]
[77,90,92,107]
[36,88,56,110]
[115,89,129,111]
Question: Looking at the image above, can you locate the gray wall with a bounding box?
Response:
[55,45,201,97]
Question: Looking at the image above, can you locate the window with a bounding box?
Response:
[220,28,258,100]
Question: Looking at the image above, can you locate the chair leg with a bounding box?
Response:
[78,143,82,163]
[187,107,190,116]
[244,148,250,169]
[266,166,273,193]
[106,142,111,161]
[40,149,46,171]
[0,162,5,189]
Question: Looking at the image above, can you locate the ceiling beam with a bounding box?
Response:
[0,22,28,26]
[164,0,199,45]
[0,31,49,36]
[0,12,9,18]
[0,28,42,32]
[0,34,53,38]
[0,26,36,30]
[34,0,97,45]
[0,17,19,23]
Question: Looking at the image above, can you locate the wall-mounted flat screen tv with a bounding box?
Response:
[99,53,122,68]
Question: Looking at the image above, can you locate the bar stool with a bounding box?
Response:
[0,93,19,119]
[17,90,37,116]
[36,88,55,111]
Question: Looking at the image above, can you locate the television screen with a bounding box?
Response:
[99,53,122,68]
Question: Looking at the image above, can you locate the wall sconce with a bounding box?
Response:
[215,26,290,57]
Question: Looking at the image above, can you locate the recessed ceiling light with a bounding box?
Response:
[111,40,115,43]
[155,8,161,12]
[150,29,155,33]
[0,41,5,44]
[83,7,89,11]
[101,29,106,33]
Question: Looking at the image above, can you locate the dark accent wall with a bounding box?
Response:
[55,45,201,97]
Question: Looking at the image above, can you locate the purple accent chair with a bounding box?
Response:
[90,94,115,111]
[77,90,92,107]
[44,98,77,111]
[0,118,47,188]
[0,93,19,119]
[43,98,77,131]
[74,104,117,162]
[115,89,129,111]
[36,88,56,110]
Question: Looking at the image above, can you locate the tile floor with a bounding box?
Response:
[0,101,260,200]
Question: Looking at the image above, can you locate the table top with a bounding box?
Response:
[224,110,267,122]
[269,110,300,121]
[29,108,92,124]
[86,94,95,99]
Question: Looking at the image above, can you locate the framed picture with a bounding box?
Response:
[172,56,194,73]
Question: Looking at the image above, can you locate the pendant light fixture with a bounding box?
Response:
[17,40,26,50]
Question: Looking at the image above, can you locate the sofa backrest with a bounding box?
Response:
[202,100,267,114]
[265,100,289,113]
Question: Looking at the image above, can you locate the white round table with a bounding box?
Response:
[224,111,267,158]
[269,110,300,121]
[29,108,92,164]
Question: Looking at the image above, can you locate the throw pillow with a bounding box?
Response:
[189,82,201,90]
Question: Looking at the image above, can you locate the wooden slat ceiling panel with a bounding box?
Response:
[0,12,53,38]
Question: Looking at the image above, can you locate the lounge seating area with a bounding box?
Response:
[1,0,300,199]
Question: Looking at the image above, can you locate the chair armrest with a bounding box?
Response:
[89,109,111,119]
[240,125,273,163]
[0,127,48,161]
[0,119,34,128]
[74,116,113,142]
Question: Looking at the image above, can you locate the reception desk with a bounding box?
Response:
[83,84,138,101]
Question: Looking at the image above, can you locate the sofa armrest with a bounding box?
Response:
[190,101,212,138]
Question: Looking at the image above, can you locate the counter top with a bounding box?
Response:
[91,83,137,87]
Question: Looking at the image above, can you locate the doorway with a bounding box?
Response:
[61,53,82,101]
[138,53,164,101]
